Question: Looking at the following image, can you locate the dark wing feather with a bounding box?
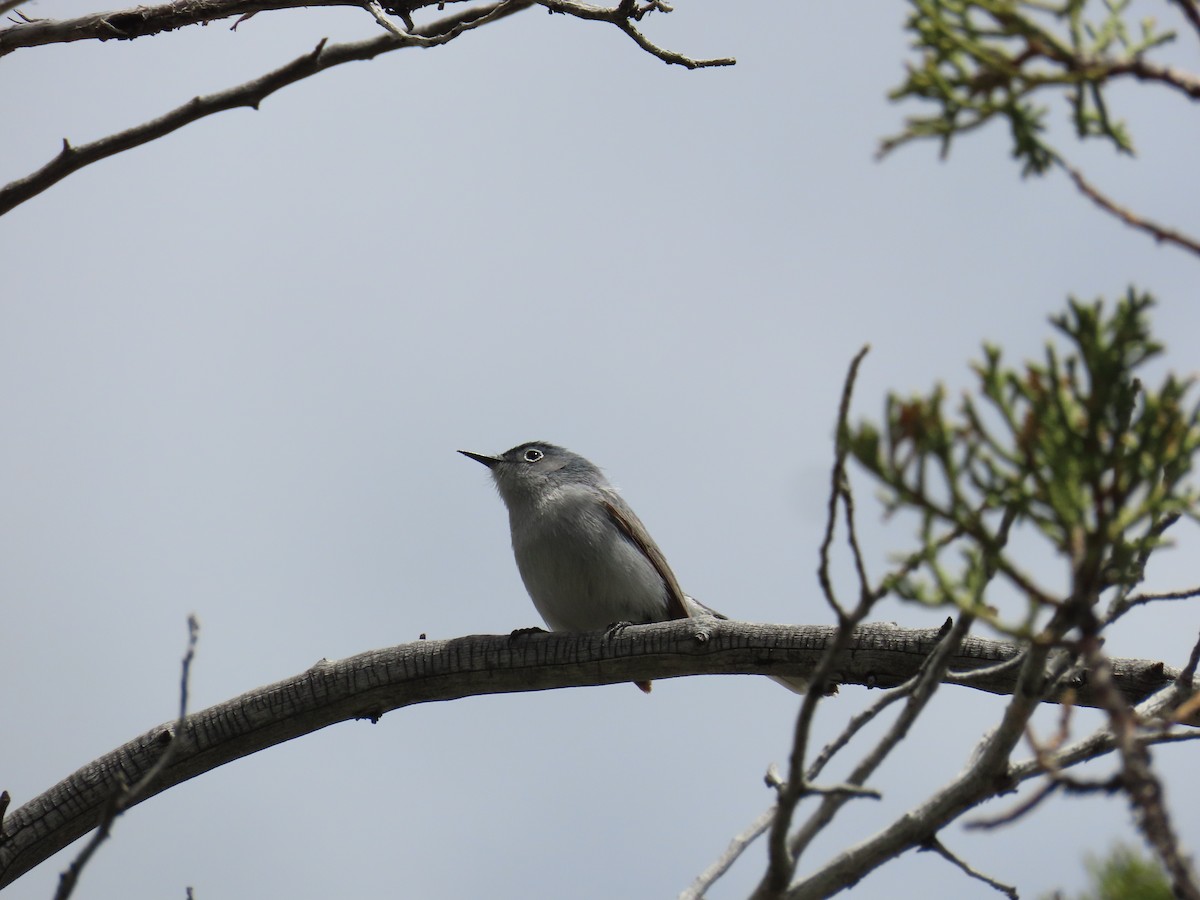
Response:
[600,492,691,622]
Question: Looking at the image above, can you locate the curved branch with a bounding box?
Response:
[0,0,531,217]
[1105,57,1200,102]
[536,0,734,68]
[1,0,730,215]
[1172,0,1200,41]
[1055,156,1200,258]
[0,619,1191,890]
[0,0,447,55]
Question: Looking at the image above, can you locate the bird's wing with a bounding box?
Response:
[599,490,692,621]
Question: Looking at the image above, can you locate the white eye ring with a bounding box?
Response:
[523,448,544,462]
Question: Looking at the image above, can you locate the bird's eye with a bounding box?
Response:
[523,448,544,462]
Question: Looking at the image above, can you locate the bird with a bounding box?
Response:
[460,441,807,694]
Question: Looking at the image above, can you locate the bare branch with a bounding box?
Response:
[364,0,412,37]
[818,344,872,619]
[1110,585,1200,622]
[1032,732,1200,780]
[0,1,530,216]
[967,779,1063,831]
[806,676,917,781]
[946,648,1027,685]
[0,0,452,54]
[1106,513,1184,623]
[785,616,974,866]
[764,347,878,896]
[1179,632,1200,689]
[52,616,200,900]
[685,763,881,899]
[1055,156,1200,258]
[783,644,1069,899]
[609,14,731,69]
[1,0,731,215]
[681,804,777,900]
[535,0,733,68]
[0,620,1192,890]
[919,836,1018,899]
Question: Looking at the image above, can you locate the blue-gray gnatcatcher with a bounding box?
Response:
[460,441,807,693]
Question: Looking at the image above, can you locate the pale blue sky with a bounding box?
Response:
[2,1,1199,897]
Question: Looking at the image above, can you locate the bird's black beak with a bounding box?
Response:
[459,450,500,469]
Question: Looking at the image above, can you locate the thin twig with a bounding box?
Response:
[364,0,454,39]
[966,751,1124,830]
[364,0,411,36]
[611,15,732,68]
[53,616,200,900]
[1111,585,1200,622]
[1106,513,1186,623]
[817,344,871,619]
[1009,670,1199,783]
[1178,631,1200,688]
[806,675,919,781]
[785,640,1066,898]
[1131,586,1200,604]
[681,770,877,899]
[967,779,1061,830]
[785,616,975,865]
[761,347,874,896]
[946,648,1027,685]
[920,836,1018,898]
[535,0,733,68]
[1168,633,1200,723]
[800,782,882,799]
[680,805,776,900]
[770,503,1017,888]
[1055,156,1200,258]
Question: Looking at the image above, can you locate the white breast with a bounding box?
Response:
[508,486,672,631]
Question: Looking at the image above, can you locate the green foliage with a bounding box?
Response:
[844,290,1200,635]
[882,0,1178,174]
[1040,842,1173,899]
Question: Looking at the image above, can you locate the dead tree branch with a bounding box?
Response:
[1,619,1193,890]
[0,1,530,216]
[1,0,730,215]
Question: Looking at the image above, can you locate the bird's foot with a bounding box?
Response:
[604,621,635,638]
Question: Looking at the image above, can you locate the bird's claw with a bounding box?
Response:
[604,621,635,638]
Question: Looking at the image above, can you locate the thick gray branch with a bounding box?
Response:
[0,619,1189,889]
